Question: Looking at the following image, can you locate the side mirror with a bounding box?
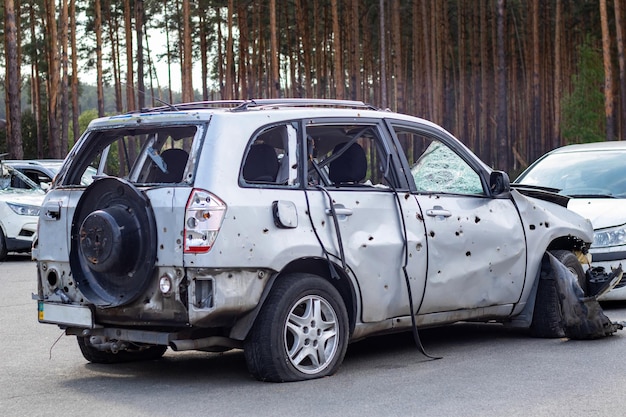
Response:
[490,170,510,196]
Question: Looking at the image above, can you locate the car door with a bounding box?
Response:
[388,121,527,315]
[303,119,428,322]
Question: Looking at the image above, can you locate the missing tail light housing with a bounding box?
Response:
[184,189,226,253]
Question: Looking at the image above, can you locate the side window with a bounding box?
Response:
[393,126,484,195]
[306,124,391,188]
[241,123,299,186]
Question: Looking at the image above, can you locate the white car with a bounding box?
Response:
[515,141,626,300]
[0,161,45,261]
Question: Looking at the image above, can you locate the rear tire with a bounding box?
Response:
[244,273,349,382]
[530,250,585,338]
[77,336,167,364]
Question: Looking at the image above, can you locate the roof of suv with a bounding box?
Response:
[87,98,448,139]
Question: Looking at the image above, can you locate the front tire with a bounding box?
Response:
[530,250,585,338]
[244,273,349,382]
[550,249,586,294]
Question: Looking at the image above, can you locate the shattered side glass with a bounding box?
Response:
[411,141,484,194]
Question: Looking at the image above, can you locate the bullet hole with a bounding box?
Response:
[355,200,360,205]
[263,228,269,233]
[529,224,536,230]
[160,244,164,250]
[455,231,461,236]
[474,216,481,223]
[416,243,423,251]
[384,285,389,290]
[417,213,424,221]
[291,163,298,169]
[368,236,374,241]
[466,251,471,257]
[321,220,326,226]
[405,193,410,200]
[362,244,367,248]
[545,222,550,228]
[430,231,435,238]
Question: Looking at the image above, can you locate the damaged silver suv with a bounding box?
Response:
[34,99,600,382]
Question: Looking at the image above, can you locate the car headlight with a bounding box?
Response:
[6,202,41,216]
[593,225,626,248]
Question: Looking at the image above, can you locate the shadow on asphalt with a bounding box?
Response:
[59,322,528,387]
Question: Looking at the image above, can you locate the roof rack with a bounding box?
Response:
[232,98,378,111]
[131,98,378,114]
[133,100,246,114]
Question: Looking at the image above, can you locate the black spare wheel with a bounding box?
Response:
[70,178,157,307]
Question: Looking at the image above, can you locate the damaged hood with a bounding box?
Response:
[510,184,570,207]
[567,198,626,230]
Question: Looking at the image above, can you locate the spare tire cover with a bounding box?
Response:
[70,177,157,307]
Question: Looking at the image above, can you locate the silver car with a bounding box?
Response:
[34,99,595,382]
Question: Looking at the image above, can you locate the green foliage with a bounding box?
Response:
[21,109,46,158]
[73,109,100,145]
[561,38,605,144]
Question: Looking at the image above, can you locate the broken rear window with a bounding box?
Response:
[60,125,201,186]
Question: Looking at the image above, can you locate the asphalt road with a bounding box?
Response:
[2,254,626,417]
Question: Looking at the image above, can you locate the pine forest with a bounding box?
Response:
[1,0,626,176]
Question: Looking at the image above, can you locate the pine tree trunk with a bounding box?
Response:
[29,2,42,157]
[70,0,80,143]
[270,0,280,98]
[379,0,387,108]
[60,0,69,155]
[182,0,193,102]
[45,0,61,158]
[331,0,344,98]
[600,0,615,140]
[225,0,234,100]
[496,0,508,171]
[614,0,626,141]
[136,0,145,109]
[96,0,105,116]
[124,0,135,112]
[4,0,23,159]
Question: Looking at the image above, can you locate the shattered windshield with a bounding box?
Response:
[0,163,45,194]
[516,150,626,198]
[410,141,484,194]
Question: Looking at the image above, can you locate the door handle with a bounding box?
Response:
[325,207,353,216]
[426,207,451,218]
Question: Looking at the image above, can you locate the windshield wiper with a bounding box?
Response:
[565,193,616,199]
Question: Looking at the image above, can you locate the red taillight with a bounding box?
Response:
[184,189,226,253]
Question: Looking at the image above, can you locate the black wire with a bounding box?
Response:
[387,160,442,360]
[303,187,341,280]
[316,184,347,272]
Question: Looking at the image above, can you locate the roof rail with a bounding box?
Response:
[233,98,378,111]
[130,98,378,114]
[132,100,246,114]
